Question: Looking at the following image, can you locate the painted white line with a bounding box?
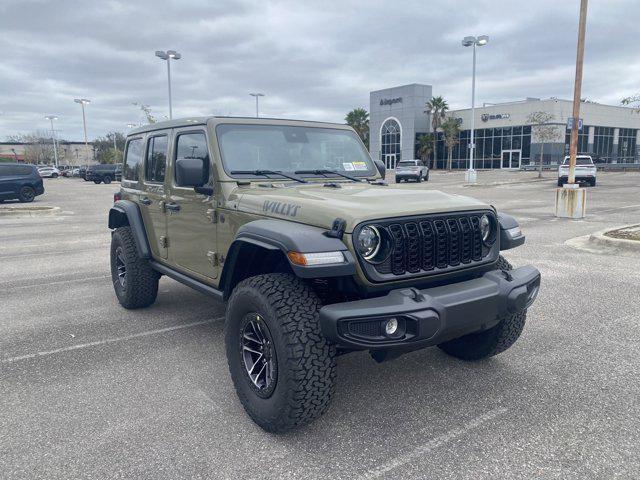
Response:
[1,316,225,364]
[593,204,640,214]
[0,275,111,291]
[358,407,508,479]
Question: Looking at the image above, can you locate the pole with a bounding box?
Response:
[167,58,173,119]
[81,103,89,161]
[49,117,59,168]
[255,95,259,118]
[568,0,588,184]
[469,42,477,174]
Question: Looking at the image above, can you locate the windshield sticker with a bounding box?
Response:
[263,201,301,217]
[353,161,368,171]
[343,162,355,171]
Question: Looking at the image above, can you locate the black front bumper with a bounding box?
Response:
[319,265,540,350]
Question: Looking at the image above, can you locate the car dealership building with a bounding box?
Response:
[369,83,640,170]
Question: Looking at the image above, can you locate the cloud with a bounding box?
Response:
[0,0,638,140]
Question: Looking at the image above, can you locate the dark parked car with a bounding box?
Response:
[86,164,122,184]
[0,163,45,202]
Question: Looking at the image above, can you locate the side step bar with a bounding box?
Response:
[149,261,224,301]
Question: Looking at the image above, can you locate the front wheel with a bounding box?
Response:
[225,273,336,433]
[438,256,527,361]
[94,179,101,184]
[103,175,112,184]
[51,173,58,178]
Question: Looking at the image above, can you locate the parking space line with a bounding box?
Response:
[358,407,508,479]
[1,316,225,364]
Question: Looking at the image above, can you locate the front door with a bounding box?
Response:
[165,128,220,283]
[385,154,397,170]
[501,150,522,169]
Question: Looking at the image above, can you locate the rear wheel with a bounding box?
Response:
[110,227,159,309]
[590,178,596,186]
[94,179,102,184]
[51,173,58,178]
[226,273,336,433]
[18,186,35,203]
[417,176,422,183]
[103,175,112,184]
[438,256,527,361]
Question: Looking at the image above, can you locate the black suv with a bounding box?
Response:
[86,164,122,184]
[0,163,45,202]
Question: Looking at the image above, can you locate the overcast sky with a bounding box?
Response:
[1,0,638,141]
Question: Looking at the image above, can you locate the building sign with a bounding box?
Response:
[380,97,403,106]
[481,113,510,122]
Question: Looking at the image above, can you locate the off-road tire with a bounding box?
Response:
[110,226,159,309]
[225,273,337,433]
[438,255,527,361]
[103,175,112,184]
[18,186,35,203]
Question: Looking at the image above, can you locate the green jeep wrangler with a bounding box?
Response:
[109,117,540,432]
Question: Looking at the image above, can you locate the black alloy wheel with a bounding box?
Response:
[114,246,126,288]
[240,313,277,398]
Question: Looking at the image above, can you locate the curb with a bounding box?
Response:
[588,226,640,253]
[0,206,61,217]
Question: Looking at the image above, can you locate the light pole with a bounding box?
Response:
[155,50,181,119]
[74,98,91,161]
[249,93,265,117]
[462,35,489,183]
[45,115,59,167]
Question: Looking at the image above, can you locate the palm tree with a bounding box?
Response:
[424,96,449,169]
[441,117,460,171]
[345,108,370,148]
[417,133,434,164]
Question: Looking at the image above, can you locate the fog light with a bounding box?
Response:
[384,318,399,336]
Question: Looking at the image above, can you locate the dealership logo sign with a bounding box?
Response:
[481,113,510,122]
[380,97,403,106]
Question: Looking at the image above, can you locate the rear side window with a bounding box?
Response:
[145,135,168,183]
[123,138,143,181]
[0,165,33,176]
[175,132,209,182]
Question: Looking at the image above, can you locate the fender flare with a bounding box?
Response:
[220,219,356,297]
[497,212,525,250]
[108,200,151,258]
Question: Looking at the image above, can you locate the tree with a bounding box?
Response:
[526,111,556,178]
[133,102,157,124]
[424,96,449,169]
[93,132,126,164]
[441,117,460,171]
[345,108,369,148]
[621,94,640,113]
[416,133,434,164]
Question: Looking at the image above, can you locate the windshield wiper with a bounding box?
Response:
[294,169,364,183]
[230,170,307,183]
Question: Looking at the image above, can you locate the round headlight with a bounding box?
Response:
[480,215,491,242]
[356,225,381,260]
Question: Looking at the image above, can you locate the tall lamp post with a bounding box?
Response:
[44,115,59,167]
[74,98,91,161]
[462,35,489,183]
[249,93,265,117]
[155,50,181,119]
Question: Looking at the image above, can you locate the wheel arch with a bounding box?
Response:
[108,200,151,259]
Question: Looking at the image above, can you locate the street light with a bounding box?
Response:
[462,35,489,183]
[44,115,59,167]
[155,50,181,119]
[249,93,265,117]
[74,98,91,161]
[127,123,137,129]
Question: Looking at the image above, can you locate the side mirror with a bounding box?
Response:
[374,159,386,179]
[175,158,208,187]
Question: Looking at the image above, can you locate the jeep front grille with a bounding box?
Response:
[357,211,495,281]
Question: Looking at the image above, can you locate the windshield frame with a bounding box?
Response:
[215,123,377,181]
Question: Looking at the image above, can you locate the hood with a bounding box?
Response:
[233,182,489,232]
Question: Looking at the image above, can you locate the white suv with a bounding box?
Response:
[558,155,597,187]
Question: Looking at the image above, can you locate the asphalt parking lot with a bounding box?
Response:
[1,171,639,479]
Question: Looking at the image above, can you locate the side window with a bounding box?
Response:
[17,165,33,175]
[145,135,168,183]
[175,132,209,183]
[123,138,143,181]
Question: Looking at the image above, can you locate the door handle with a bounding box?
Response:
[165,202,181,212]
[140,197,152,205]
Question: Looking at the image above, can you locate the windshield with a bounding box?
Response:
[216,124,375,178]
[563,157,593,166]
[398,161,419,167]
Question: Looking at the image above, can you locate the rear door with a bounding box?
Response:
[140,132,170,259]
[165,128,219,282]
[0,165,19,196]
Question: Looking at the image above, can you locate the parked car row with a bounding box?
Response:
[31,164,122,184]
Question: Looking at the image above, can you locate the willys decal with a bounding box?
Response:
[263,201,301,217]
